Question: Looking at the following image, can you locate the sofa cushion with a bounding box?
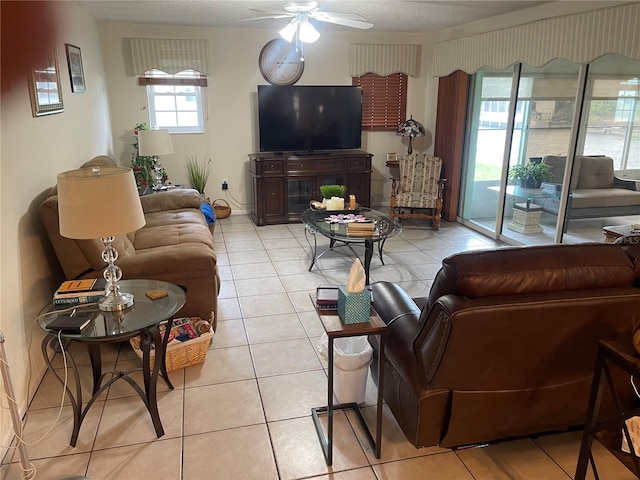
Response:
[576,156,614,189]
[133,223,214,251]
[143,209,208,228]
[428,243,634,309]
[139,188,203,213]
[570,188,640,208]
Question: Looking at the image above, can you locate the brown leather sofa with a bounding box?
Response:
[39,157,220,328]
[369,243,640,448]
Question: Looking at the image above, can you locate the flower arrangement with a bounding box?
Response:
[185,155,212,195]
[131,123,168,193]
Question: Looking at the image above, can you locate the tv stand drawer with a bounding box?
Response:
[287,159,346,173]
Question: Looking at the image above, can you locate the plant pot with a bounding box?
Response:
[520,180,541,189]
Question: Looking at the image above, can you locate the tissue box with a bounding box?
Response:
[338,285,371,324]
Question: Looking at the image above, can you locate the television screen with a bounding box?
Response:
[258,85,363,153]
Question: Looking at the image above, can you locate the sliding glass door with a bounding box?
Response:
[459,67,514,236]
[500,60,579,243]
[459,57,639,245]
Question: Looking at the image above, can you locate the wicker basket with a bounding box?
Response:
[130,317,214,372]
[212,199,231,219]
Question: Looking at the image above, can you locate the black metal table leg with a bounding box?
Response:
[311,328,385,465]
[42,334,83,447]
[363,239,373,285]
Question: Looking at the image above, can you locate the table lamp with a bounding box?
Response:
[57,166,146,311]
[396,116,426,154]
[137,129,174,190]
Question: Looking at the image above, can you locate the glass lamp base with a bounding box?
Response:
[98,291,135,311]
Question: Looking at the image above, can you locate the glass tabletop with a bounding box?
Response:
[38,279,186,341]
[301,207,401,243]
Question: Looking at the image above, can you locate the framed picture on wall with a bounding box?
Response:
[65,43,85,93]
[29,46,64,117]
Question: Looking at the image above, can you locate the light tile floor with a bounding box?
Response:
[2,215,636,479]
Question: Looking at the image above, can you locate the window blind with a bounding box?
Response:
[353,73,408,131]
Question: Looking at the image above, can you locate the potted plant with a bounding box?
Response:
[508,162,553,189]
[185,155,212,195]
[131,123,168,193]
[319,184,346,200]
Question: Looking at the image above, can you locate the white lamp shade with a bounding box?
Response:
[57,166,146,239]
[279,21,298,43]
[299,21,320,43]
[137,129,174,157]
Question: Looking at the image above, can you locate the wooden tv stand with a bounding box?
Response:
[249,150,373,226]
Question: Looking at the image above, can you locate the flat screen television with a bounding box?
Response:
[258,85,363,153]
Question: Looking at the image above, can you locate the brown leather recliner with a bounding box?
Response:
[369,243,640,448]
[39,157,220,328]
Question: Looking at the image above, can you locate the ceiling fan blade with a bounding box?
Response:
[310,12,373,29]
[229,15,293,24]
[248,8,294,17]
[229,9,294,24]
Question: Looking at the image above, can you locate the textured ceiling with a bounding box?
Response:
[76,0,552,33]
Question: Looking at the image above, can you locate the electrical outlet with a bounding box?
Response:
[222,180,228,190]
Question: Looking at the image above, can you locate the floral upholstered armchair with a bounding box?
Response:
[390,153,446,230]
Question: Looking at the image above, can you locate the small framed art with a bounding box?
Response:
[65,43,85,93]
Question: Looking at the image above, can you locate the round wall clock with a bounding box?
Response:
[258,39,304,86]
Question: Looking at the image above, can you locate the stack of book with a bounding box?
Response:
[347,220,376,236]
[53,278,107,308]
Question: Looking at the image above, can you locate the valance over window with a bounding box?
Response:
[350,44,421,77]
[126,38,210,76]
[433,3,640,77]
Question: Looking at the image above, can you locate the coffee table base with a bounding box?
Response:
[304,226,388,285]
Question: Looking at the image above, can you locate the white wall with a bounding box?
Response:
[98,23,435,209]
[0,1,111,458]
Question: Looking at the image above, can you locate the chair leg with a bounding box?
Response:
[389,178,398,219]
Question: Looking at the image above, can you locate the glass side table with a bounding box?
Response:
[310,295,386,466]
[37,279,186,447]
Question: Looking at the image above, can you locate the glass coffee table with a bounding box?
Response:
[37,279,186,446]
[301,207,401,285]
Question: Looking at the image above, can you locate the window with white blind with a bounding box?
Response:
[352,73,408,131]
[141,69,205,134]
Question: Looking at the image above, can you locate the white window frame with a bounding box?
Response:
[145,69,205,134]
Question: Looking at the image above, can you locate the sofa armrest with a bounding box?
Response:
[613,176,638,191]
[139,189,203,213]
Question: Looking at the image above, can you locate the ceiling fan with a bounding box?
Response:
[244,1,373,43]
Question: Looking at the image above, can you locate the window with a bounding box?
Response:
[352,73,407,131]
[579,55,640,171]
[141,69,205,134]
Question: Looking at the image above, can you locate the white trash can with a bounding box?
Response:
[318,334,373,405]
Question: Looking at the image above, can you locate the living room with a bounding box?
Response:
[2,1,639,478]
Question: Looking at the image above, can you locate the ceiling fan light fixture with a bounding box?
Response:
[298,18,320,43]
[279,20,298,42]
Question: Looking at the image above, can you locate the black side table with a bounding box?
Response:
[310,297,386,466]
[38,279,186,447]
[576,339,640,479]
